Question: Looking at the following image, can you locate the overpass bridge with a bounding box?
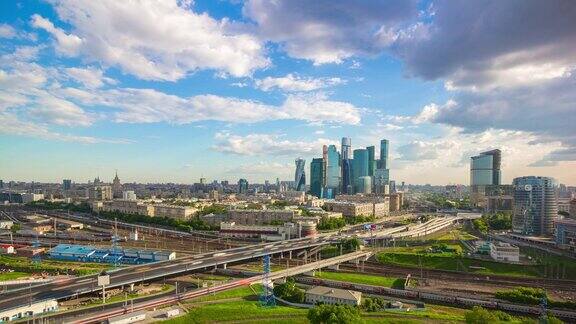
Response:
[0,216,461,315]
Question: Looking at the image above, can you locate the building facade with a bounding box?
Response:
[325,145,340,198]
[305,286,361,306]
[555,218,576,251]
[512,176,558,236]
[295,158,306,192]
[310,158,324,198]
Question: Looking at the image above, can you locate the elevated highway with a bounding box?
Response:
[0,216,460,314]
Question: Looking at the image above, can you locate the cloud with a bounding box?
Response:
[31,14,83,56]
[33,0,269,80]
[0,113,128,144]
[397,140,449,161]
[213,132,333,156]
[394,0,576,89]
[0,24,17,39]
[243,0,417,64]
[64,67,116,88]
[225,161,292,176]
[255,74,346,92]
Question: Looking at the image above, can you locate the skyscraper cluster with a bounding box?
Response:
[308,137,392,198]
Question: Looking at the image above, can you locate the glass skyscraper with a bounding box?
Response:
[470,149,501,186]
[341,159,353,194]
[367,146,376,177]
[326,145,340,196]
[512,176,558,236]
[238,178,249,194]
[294,158,306,191]
[352,148,369,193]
[379,139,389,170]
[341,137,352,194]
[310,158,324,198]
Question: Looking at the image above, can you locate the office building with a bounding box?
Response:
[102,200,154,216]
[325,145,340,198]
[87,185,112,201]
[379,139,389,169]
[310,158,324,198]
[352,148,369,192]
[512,176,558,236]
[22,193,44,203]
[485,185,514,213]
[374,169,390,194]
[238,178,249,194]
[470,149,502,207]
[341,137,352,194]
[153,205,197,220]
[341,137,352,160]
[341,159,353,194]
[367,146,376,176]
[555,218,576,251]
[122,190,137,200]
[62,179,72,191]
[356,176,372,194]
[295,158,306,191]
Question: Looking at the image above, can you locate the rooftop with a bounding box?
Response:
[306,286,362,301]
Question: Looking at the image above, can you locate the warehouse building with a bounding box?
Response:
[48,244,175,264]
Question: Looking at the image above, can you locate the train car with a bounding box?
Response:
[497,302,540,315]
[457,297,497,308]
[549,309,576,321]
[419,292,456,303]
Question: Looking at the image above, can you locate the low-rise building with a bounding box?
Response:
[555,218,576,251]
[305,286,362,306]
[22,193,44,203]
[220,221,317,240]
[0,244,15,254]
[490,242,520,262]
[0,219,14,229]
[56,219,84,230]
[228,209,295,225]
[0,299,58,322]
[102,200,154,216]
[570,199,576,219]
[153,205,197,220]
[87,185,113,201]
[324,201,389,218]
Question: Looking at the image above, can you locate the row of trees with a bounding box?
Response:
[273,278,305,303]
[473,212,512,234]
[465,306,563,324]
[495,287,576,310]
[98,210,217,232]
[317,215,376,230]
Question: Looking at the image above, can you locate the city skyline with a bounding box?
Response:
[1,1,575,185]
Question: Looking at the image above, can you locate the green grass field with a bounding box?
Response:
[0,255,110,276]
[0,271,29,281]
[377,252,543,277]
[314,271,405,289]
[167,281,470,324]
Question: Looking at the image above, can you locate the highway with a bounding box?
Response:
[40,250,373,324]
[0,216,460,313]
[0,234,338,312]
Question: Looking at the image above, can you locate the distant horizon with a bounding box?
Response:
[1,1,575,185]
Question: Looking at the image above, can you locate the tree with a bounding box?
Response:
[10,223,21,233]
[464,306,498,323]
[307,304,363,324]
[340,238,361,252]
[273,277,305,303]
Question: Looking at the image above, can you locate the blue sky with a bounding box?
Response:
[0,0,575,185]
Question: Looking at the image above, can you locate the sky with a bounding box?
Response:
[0,0,575,185]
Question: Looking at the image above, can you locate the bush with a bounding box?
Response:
[307,304,363,324]
[273,278,305,303]
[362,297,387,312]
[99,210,216,231]
[465,306,512,323]
[317,217,346,230]
[495,287,546,305]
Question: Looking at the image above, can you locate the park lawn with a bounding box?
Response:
[0,271,29,281]
[377,252,542,278]
[167,300,309,324]
[190,285,260,303]
[315,271,404,289]
[0,255,110,276]
[364,304,467,323]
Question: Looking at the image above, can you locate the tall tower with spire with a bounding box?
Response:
[112,170,122,198]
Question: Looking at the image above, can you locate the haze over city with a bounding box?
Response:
[1,0,575,185]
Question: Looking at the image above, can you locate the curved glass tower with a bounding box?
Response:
[512,176,558,236]
[326,145,340,197]
[294,158,306,191]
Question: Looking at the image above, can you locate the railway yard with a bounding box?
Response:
[1,206,575,323]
